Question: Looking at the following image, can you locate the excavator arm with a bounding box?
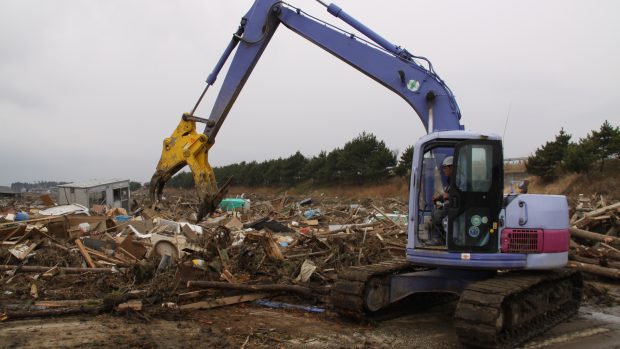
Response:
[150,0,464,221]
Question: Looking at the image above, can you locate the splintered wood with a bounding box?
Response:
[569,195,620,280]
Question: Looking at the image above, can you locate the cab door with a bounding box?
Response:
[447,140,503,252]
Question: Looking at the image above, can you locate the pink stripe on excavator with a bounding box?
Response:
[501,228,569,253]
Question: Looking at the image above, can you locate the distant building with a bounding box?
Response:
[57,179,131,211]
[0,186,19,198]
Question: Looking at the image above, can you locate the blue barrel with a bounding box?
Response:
[15,212,29,221]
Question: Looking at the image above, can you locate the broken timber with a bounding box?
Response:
[187,280,314,296]
[0,265,116,273]
[568,261,620,280]
[179,293,267,310]
[75,238,96,268]
[569,227,620,245]
[1,306,103,320]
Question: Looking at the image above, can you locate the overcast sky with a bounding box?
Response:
[1,0,619,186]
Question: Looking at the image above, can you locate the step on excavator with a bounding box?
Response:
[149,1,582,347]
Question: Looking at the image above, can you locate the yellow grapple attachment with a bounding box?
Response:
[149,113,228,221]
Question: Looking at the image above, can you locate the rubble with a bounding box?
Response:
[0,189,407,322]
[1,188,617,324]
[568,195,620,294]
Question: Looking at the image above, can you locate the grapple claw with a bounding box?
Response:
[196,177,233,222]
[150,116,221,218]
[149,170,171,207]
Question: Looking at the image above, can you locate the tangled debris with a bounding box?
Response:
[2,189,619,322]
[568,194,620,303]
[0,189,407,321]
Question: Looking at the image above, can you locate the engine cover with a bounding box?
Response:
[504,194,569,230]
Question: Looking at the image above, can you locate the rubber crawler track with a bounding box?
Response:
[453,268,583,349]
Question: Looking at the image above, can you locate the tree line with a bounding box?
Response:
[526,120,620,181]
[167,120,620,189]
[168,132,414,189]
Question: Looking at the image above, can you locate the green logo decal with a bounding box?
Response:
[407,79,420,92]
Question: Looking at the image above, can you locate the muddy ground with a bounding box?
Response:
[2,301,620,349]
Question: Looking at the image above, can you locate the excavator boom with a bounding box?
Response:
[150,0,462,219]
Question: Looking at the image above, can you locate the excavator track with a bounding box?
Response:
[453,268,583,349]
[330,258,423,320]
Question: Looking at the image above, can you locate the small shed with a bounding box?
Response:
[57,179,131,211]
[0,186,19,198]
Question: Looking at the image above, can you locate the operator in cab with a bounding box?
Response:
[431,156,453,244]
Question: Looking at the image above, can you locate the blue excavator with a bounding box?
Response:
[149,1,582,347]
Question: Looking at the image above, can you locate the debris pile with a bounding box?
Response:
[2,188,618,322]
[0,190,408,321]
[568,194,620,287]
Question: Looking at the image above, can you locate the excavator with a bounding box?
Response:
[149,1,582,347]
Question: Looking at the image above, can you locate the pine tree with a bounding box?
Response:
[339,132,396,183]
[394,145,414,177]
[586,120,620,172]
[563,141,595,174]
[526,128,571,180]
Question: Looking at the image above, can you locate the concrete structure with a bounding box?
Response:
[57,179,130,211]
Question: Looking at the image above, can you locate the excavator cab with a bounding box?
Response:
[448,138,503,252]
[410,131,503,255]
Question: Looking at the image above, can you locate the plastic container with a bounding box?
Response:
[114,215,132,223]
[15,212,29,221]
[219,198,250,212]
[78,222,91,233]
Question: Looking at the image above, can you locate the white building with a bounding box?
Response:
[57,179,131,211]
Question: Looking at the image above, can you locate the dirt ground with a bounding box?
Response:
[2,301,620,349]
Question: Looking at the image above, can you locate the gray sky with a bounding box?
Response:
[1,0,619,185]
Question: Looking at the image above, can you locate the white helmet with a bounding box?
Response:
[442,156,453,167]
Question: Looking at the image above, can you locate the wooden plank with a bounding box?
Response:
[84,246,128,265]
[117,246,140,262]
[0,265,115,273]
[285,250,330,259]
[585,202,620,218]
[75,239,96,268]
[39,194,55,207]
[8,241,40,260]
[1,225,26,242]
[177,290,209,301]
[3,306,103,320]
[35,299,102,308]
[260,234,284,261]
[118,234,147,259]
[0,215,62,228]
[116,300,142,312]
[568,261,620,280]
[187,280,313,296]
[179,293,267,310]
[371,204,402,228]
[570,227,620,245]
[66,215,108,227]
[573,202,620,226]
